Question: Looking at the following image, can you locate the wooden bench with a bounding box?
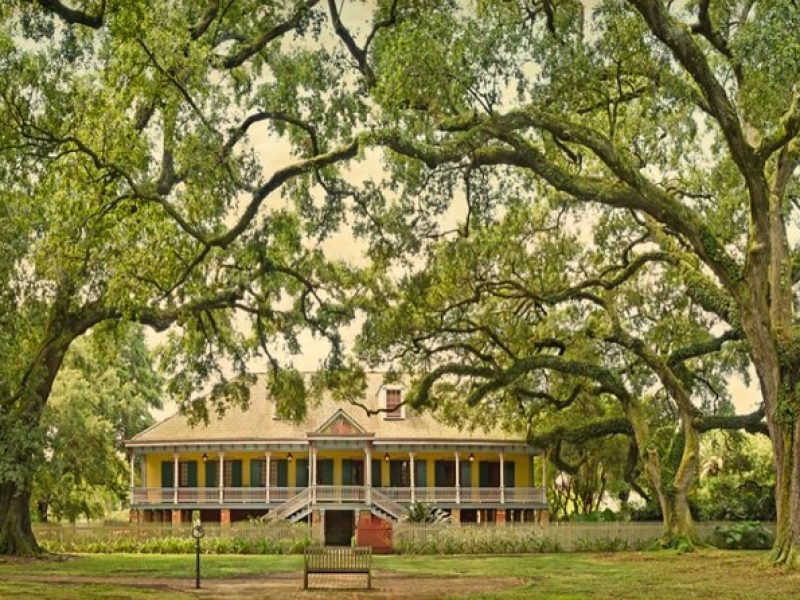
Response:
[303,546,372,590]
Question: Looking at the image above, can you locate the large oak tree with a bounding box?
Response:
[0,0,384,555]
[357,203,765,540]
[344,0,800,563]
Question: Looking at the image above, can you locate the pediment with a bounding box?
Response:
[313,409,368,436]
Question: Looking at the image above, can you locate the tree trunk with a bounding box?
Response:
[648,465,696,542]
[662,493,694,540]
[664,415,699,541]
[739,298,800,565]
[0,322,75,556]
[628,403,697,542]
[760,360,800,566]
[0,480,40,556]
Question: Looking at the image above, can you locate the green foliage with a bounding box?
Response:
[32,326,162,523]
[573,537,651,552]
[711,522,774,550]
[571,509,619,523]
[40,535,312,555]
[656,535,695,554]
[403,502,452,524]
[394,526,563,555]
[0,0,371,552]
[692,433,776,522]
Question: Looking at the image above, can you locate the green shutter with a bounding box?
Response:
[435,460,450,487]
[389,460,403,487]
[479,462,490,487]
[342,459,353,485]
[205,461,217,488]
[504,461,516,488]
[460,461,472,488]
[296,459,309,487]
[276,459,288,487]
[161,461,174,488]
[187,461,198,487]
[317,459,333,485]
[371,460,382,487]
[414,460,427,488]
[250,459,263,487]
[230,460,243,487]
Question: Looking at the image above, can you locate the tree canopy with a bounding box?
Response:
[336,0,799,563]
[2,0,799,563]
[356,200,765,539]
[0,0,379,554]
[33,325,161,523]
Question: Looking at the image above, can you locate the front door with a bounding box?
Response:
[325,510,354,546]
[342,459,364,485]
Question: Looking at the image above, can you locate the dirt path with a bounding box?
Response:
[0,571,523,599]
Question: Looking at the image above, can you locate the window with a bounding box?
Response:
[389,460,411,487]
[178,461,197,487]
[223,460,242,487]
[179,462,190,487]
[250,459,267,487]
[384,388,404,419]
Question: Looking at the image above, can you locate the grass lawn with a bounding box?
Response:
[2,549,800,599]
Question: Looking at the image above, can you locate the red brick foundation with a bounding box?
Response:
[496,509,506,524]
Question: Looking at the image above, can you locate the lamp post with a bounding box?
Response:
[192,524,205,589]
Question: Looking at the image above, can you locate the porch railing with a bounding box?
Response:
[130,486,546,506]
[131,486,304,505]
[313,485,366,503]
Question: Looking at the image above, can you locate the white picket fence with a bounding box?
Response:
[393,521,776,552]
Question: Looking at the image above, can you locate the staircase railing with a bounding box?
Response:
[265,488,311,522]
[370,488,408,521]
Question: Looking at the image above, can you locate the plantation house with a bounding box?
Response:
[125,373,547,545]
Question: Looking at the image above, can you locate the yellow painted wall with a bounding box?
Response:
[140,450,534,487]
[144,451,307,487]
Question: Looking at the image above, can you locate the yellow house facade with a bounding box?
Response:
[125,373,547,545]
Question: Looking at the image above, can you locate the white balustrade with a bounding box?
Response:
[130,486,547,506]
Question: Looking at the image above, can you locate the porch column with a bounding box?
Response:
[499,451,505,505]
[265,451,272,503]
[218,453,225,504]
[454,451,461,504]
[409,452,416,503]
[140,455,147,488]
[172,452,179,504]
[364,445,372,504]
[541,452,547,497]
[310,443,317,504]
[129,453,135,489]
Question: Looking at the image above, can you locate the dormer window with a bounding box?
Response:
[384,388,404,420]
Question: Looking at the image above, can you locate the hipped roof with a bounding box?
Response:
[127,373,526,447]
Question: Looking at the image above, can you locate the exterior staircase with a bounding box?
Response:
[370,488,408,522]
[266,487,410,524]
[264,488,311,522]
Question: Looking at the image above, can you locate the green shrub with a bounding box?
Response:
[572,509,619,523]
[40,533,312,555]
[711,521,773,550]
[574,537,633,552]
